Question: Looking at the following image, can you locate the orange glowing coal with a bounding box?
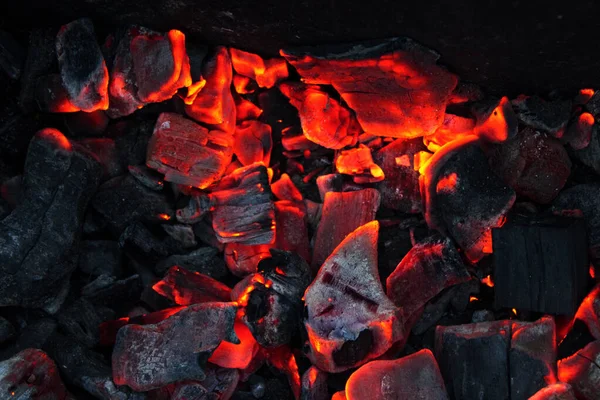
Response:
[336,145,385,183]
[209,319,259,369]
[230,48,288,88]
[482,275,495,287]
[436,172,458,193]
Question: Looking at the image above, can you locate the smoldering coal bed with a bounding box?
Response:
[1,15,600,400]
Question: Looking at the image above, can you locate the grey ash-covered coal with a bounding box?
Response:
[1,16,600,400]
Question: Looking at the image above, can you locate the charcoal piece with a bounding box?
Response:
[224,243,272,277]
[162,223,197,248]
[79,240,122,277]
[146,112,233,188]
[435,320,511,400]
[275,201,311,262]
[305,221,403,372]
[345,349,448,400]
[56,18,109,112]
[315,174,343,201]
[58,298,111,348]
[230,48,288,88]
[488,127,571,204]
[575,284,600,340]
[421,137,515,262]
[75,138,126,180]
[128,165,164,191]
[335,145,384,183]
[0,348,68,400]
[113,302,238,391]
[209,319,259,370]
[0,30,24,79]
[558,340,600,400]
[272,173,303,202]
[236,96,263,122]
[513,95,571,135]
[19,28,57,112]
[312,188,380,271]
[185,47,236,132]
[119,221,186,264]
[564,112,594,150]
[156,247,228,279]
[331,392,346,400]
[0,129,101,308]
[82,274,143,309]
[492,214,589,315]
[282,37,458,138]
[91,174,173,234]
[199,365,241,400]
[373,137,424,213]
[0,317,15,344]
[34,73,80,112]
[279,82,359,149]
[176,193,212,224]
[529,383,577,400]
[210,163,275,245]
[471,309,495,323]
[114,118,155,166]
[386,235,470,323]
[471,96,518,142]
[153,266,232,305]
[448,82,484,104]
[0,319,57,360]
[233,120,273,166]
[410,285,459,335]
[130,29,191,104]
[44,332,134,400]
[301,367,327,400]
[260,249,312,302]
[425,113,476,151]
[572,124,600,175]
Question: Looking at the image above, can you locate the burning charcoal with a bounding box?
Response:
[332,392,346,400]
[345,349,448,400]
[575,285,600,340]
[335,145,384,183]
[230,48,288,88]
[312,189,380,271]
[315,174,342,201]
[420,137,515,262]
[272,173,303,202]
[281,126,320,156]
[513,95,571,136]
[386,235,470,324]
[153,266,232,305]
[128,164,164,191]
[472,96,518,142]
[471,309,494,323]
[56,18,109,111]
[119,221,187,264]
[187,365,240,400]
[156,247,228,279]
[170,382,209,399]
[488,127,571,204]
[162,223,197,248]
[424,113,476,151]
[510,316,557,399]
[185,47,236,132]
[34,73,80,112]
[530,383,577,400]
[282,37,458,138]
[112,302,238,391]
[78,240,122,277]
[373,138,424,213]
[224,243,272,277]
[58,298,113,348]
[564,112,594,150]
[493,213,588,315]
[91,174,173,234]
[210,163,275,245]
[0,129,101,308]
[0,317,15,344]
[558,340,600,400]
[0,348,68,399]
[305,221,404,372]
[279,82,359,149]
[75,138,126,180]
[83,274,143,309]
[176,193,212,224]
[275,201,311,262]
[572,124,600,175]
[448,82,484,104]
[435,320,511,400]
[233,74,258,94]
[301,367,327,400]
[146,112,233,188]
[64,110,110,137]
[209,320,259,370]
[236,96,263,122]
[233,120,272,166]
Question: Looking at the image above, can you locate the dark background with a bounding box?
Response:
[1,0,600,96]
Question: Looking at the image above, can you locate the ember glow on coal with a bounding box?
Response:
[2,16,600,400]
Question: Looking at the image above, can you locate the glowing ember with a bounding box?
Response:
[335,145,385,183]
[482,275,495,287]
[230,48,288,88]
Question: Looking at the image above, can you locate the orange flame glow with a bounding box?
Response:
[230,48,288,88]
[482,275,495,287]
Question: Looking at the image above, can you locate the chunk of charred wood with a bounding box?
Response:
[155,247,227,280]
[44,332,136,400]
[209,320,259,370]
[386,235,470,325]
[558,340,600,400]
[35,73,80,112]
[233,120,273,167]
[210,163,276,245]
[19,28,57,112]
[424,113,476,151]
[529,383,577,400]
[0,318,57,360]
[345,349,448,400]
[119,221,187,265]
[335,145,384,183]
[260,249,312,302]
[315,173,343,201]
[91,174,173,234]
[513,95,571,136]
[0,129,101,308]
[448,82,484,105]
[128,165,164,191]
[112,302,238,391]
[574,284,600,340]
[492,214,589,315]
[185,47,236,132]
[146,112,233,188]
[275,201,311,262]
[471,96,518,143]
[282,37,458,138]
[78,240,122,277]
[235,96,263,123]
[488,127,571,204]
[420,137,515,262]
[312,188,380,272]
[56,18,109,112]
[153,266,232,305]
[510,317,557,399]
[82,274,143,309]
[564,112,594,150]
[224,243,272,277]
[75,138,127,180]
[279,81,359,149]
[161,223,197,248]
[272,173,303,202]
[57,298,113,348]
[305,221,403,372]
[168,367,240,400]
[301,366,328,400]
[373,138,424,213]
[230,48,288,88]
[435,320,511,400]
[0,348,68,400]
[114,118,155,166]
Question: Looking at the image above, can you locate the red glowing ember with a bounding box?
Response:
[152,266,232,305]
[230,48,289,88]
[336,145,385,183]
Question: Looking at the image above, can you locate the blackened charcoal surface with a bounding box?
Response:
[155,247,228,279]
[82,274,143,309]
[0,129,101,308]
[162,223,197,248]
[119,221,188,265]
[75,138,127,180]
[513,95,571,135]
[0,318,57,360]
[114,118,155,166]
[57,298,114,348]
[0,317,15,344]
[128,165,164,191]
[260,249,312,302]
[79,240,123,277]
[19,28,57,112]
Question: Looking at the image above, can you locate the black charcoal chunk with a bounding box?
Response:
[79,240,123,277]
[128,165,164,191]
[82,274,143,309]
[75,138,126,180]
[114,118,155,166]
[58,298,114,348]
[0,318,57,360]
[573,124,600,175]
[513,95,571,135]
[162,223,197,248]
[0,317,15,344]
[155,247,228,279]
